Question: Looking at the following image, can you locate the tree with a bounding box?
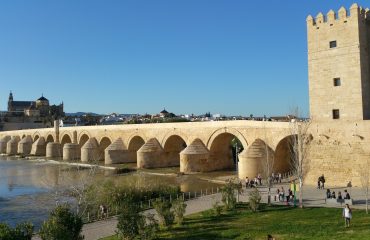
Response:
[359,157,370,214]
[221,178,242,210]
[39,204,84,240]
[289,109,312,208]
[172,199,187,225]
[261,125,275,205]
[153,199,174,227]
[248,188,261,212]
[116,203,145,240]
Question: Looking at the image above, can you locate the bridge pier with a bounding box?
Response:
[137,138,165,168]
[180,139,210,173]
[46,120,62,158]
[81,138,99,162]
[237,140,273,179]
[31,137,46,156]
[63,143,81,161]
[6,136,20,155]
[0,136,11,154]
[18,136,33,156]
[105,138,129,164]
[46,143,62,158]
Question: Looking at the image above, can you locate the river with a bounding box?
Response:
[0,155,234,228]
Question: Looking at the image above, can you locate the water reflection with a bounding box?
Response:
[0,155,231,228]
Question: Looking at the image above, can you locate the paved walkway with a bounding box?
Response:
[33,184,369,240]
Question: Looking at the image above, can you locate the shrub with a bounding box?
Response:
[153,199,174,227]
[138,213,159,240]
[39,204,84,240]
[172,199,187,225]
[221,178,242,211]
[212,201,223,217]
[249,188,262,212]
[116,202,144,240]
[0,222,34,240]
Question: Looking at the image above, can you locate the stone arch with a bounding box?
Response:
[61,134,72,149]
[127,135,146,162]
[208,130,248,171]
[161,130,189,147]
[33,132,41,142]
[207,128,248,150]
[46,134,54,143]
[98,137,112,161]
[33,135,40,142]
[163,135,187,167]
[274,135,297,174]
[79,133,90,147]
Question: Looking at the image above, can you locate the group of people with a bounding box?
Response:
[245,172,283,188]
[317,174,326,189]
[271,172,282,183]
[274,186,294,202]
[245,174,262,188]
[326,189,351,200]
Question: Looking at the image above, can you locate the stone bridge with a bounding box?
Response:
[0,120,294,179]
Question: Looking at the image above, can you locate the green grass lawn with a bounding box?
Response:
[101,204,370,240]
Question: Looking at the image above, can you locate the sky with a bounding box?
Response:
[0,0,368,116]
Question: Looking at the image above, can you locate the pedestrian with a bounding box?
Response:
[321,174,326,189]
[332,191,336,199]
[342,204,352,227]
[278,172,282,183]
[245,177,249,189]
[317,176,321,189]
[344,189,351,199]
[100,204,108,219]
[275,188,280,201]
[338,191,343,200]
[326,189,331,198]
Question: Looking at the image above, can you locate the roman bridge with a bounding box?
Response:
[0,120,294,179]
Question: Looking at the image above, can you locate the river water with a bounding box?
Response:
[0,155,233,228]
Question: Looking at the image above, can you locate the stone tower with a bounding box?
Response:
[8,91,13,111]
[307,3,370,122]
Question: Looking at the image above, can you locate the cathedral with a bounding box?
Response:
[7,91,64,118]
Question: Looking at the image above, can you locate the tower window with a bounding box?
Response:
[332,109,340,119]
[330,41,337,48]
[333,78,341,86]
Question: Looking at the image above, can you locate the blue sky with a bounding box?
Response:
[0,0,367,116]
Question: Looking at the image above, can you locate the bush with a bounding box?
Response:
[0,222,33,240]
[153,199,174,227]
[116,202,144,240]
[39,205,84,240]
[172,199,187,225]
[221,178,242,211]
[212,201,223,217]
[138,213,159,240]
[249,188,262,212]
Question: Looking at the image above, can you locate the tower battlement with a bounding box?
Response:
[307,3,370,122]
[307,3,369,27]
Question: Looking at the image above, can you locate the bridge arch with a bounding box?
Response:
[127,134,146,162]
[33,132,41,142]
[61,134,72,149]
[207,128,248,150]
[46,134,54,143]
[79,131,91,147]
[274,135,297,174]
[98,137,112,161]
[161,130,189,147]
[207,128,248,171]
[163,135,187,167]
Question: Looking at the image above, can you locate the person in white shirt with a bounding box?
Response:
[342,204,352,227]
